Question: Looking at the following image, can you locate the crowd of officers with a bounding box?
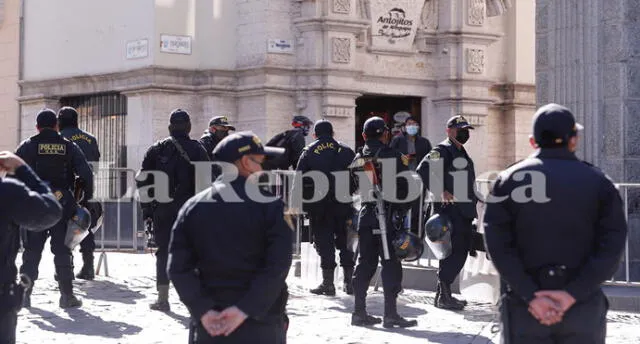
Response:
[0,102,628,344]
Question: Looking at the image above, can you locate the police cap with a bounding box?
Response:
[169,109,190,124]
[36,108,58,128]
[213,131,285,163]
[209,115,236,130]
[532,103,583,146]
[314,119,333,136]
[363,116,389,136]
[446,115,475,129]
[57,106,79,121]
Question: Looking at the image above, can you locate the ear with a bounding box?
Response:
[529,136,538,149]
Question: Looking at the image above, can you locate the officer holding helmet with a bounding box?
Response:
[349,117,417,328]
[416,115,477,311]
[168,131,291,343]
[57,106,102,281]
[484,104,627,343]
[16,108,94,309]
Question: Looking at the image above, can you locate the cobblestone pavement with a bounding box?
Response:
[13,251,640,344]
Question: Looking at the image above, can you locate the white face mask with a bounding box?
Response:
[406,125,419,136]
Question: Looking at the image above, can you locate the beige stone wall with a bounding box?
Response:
[0,0,19,151]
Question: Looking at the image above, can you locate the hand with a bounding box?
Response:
[528,295,562,326]
[441,191,456,204]
[535,290,576,315]
[0,151,26,174]
[200,310,222,337]
[208,306,248,337]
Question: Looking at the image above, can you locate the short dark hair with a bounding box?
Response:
[168,121,191,135]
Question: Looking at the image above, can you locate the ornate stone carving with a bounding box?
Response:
[357,0,371,19]
[466,48,484,74]
[421,0,438,31]
[332,38,351,64]
[468,0,485,26]
[333,0,351,14]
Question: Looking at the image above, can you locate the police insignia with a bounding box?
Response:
[428,151,440,161]
[401,154,409,166]
[283,213,295,230]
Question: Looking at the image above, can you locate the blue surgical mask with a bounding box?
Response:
[406,125,419,136]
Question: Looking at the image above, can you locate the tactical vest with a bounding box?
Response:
[31,135,73,189]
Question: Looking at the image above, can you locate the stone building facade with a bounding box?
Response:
[12,0,534,176]
[0,0,20,152]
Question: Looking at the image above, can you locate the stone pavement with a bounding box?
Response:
[13,251,640,344]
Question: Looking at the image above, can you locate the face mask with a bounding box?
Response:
[406,125,419,136]
[455,129,470,144]
[214,130,229,139]
[302,127,310,136]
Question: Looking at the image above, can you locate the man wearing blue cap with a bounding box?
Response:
[168,131,291,343]
[136,109,209,311]
[416,115,477,310]
[484,103,627,344]
[293,119,356,296]
[16,108,94,309]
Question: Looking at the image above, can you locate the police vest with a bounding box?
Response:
[32,136,73,189]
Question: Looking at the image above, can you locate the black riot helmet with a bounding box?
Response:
[64,206,92,249]
[57,106,80,129]
[424,213,453,260]
[392,231,424,262]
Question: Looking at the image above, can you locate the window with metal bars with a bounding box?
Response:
[60,93,127,199]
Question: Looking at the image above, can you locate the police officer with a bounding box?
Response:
[0,152,63,344]
[17,109,94,309]
[350,117,417,328]
[484,104,627,344]
[57,106,101,281]
[168,131,291,343]
[136,109,209,311]
[262,115,313,170]
[294,120,356,296]
[200,115,236,160]
[416,115,476,310]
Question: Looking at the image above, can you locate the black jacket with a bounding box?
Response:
[416,138,477,219]
[16,129,94,200]
[484,148,627,303]
[390,134,432,170]
[0,166,62,285]
[199,131,223,161]
[60,127,101,163]
[168,176,292,322]
[263,129,307,170]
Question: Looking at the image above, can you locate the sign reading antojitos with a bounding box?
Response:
[370,0,426,50]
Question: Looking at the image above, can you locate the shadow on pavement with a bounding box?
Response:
[366,326,496,343]
[76,279,145,305]
[28,307,142,338]
[164,310,191,328]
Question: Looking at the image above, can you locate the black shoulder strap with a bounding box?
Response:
[168,137,192,163]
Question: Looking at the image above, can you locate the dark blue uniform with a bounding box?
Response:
[137,133,209,294]
[168,131,290,343]
[59,127,100,255]
[417,138,477,288]
[16,129,94,288]
[295,134,355,295]
[199,131,222,161]
[484,104,627,344]
[0,165,62,344]
[263,129,307,171]
[350,138,413,324]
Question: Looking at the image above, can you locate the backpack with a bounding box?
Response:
[155,138,193,200]
[263,130,295,170]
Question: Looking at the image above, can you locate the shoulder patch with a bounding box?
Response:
[428,150,440,161]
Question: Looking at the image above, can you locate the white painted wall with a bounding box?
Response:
[23,0,154,80]
[154,0,237,70]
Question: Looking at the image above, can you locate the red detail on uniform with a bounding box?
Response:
[363,161,379,186]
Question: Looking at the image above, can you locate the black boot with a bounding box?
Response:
[58,280,82,309]
[150,284,171,311]
[310,269,336,296]
[76,253,95,280]
[383,314,418,328]
[351,312,382,327]
[435,281,465,310]
[342,267,354,295]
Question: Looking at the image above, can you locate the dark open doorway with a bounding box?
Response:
[355,95,422,149]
